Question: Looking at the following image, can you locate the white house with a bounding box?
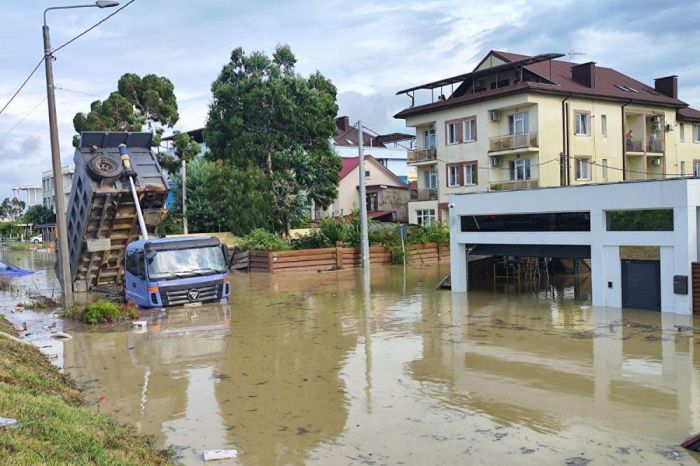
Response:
[449,178,700,315]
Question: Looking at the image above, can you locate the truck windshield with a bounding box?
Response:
[148,246,227,280]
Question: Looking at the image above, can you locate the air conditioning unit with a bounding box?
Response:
[649,158,662,166]
[489,111,501,122]
[491,156,501,167]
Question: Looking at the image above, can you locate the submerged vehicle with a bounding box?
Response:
[0,258,33,276]
[124,236,230,308]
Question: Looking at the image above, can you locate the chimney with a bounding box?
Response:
[654,75,678,99]
[336,116,350,131]
[571,62,596,88]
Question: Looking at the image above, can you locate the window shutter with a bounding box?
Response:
[458,163,464,186]
[523,112,529,133]
[457,121,463,143]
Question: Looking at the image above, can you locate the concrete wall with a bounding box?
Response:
[448,179,700,315]
[378,187,409,222]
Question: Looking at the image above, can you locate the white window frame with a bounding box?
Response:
[601,115,607,137]
[447,122,458,145]
[508,111,529,135]
[509,159,531,181]
[679,123,685,143]
[463,118,476,142]
[416,209,436,227]
[424,168,437,189]
[575,111,589,136]
[424,128,436,149]
[694,124,700,143]
[575,157,591,180]
[464,163,477,185]
[447,164,460,187]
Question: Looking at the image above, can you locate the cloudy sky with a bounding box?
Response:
[1,0,699,198]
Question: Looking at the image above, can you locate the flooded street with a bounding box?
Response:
[2,249,700,465]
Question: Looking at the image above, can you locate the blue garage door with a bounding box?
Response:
[621,260,660,311]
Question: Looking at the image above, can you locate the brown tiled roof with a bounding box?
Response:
[678,107,700,122]
[396,51,688,119]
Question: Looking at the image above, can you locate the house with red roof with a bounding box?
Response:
[394,50,700,225]
[318,155,409,222]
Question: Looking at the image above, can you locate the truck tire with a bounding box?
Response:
[87,155,123,181]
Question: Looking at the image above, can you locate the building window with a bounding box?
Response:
[695,124,700,143]
[461,212,591,232]
[606,209,673,231]
[575,157,591,180]
[508,112,529,135]
[464,162,477,185]
[463,118,476,142]
[601,115,607,137]
[424,168,437,189]
[424,128,436,148]
[574,111,590,135]
[680,123,685,143]
[602,159,608,181]
[509,159,531,181]
[681,161,686,176]
[447,122,459,145]
[694,161,700,177]
[365,170,370,178]
[416,209,436,227]
[366,192,378,212]
[447,164,460,187]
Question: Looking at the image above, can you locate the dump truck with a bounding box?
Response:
[64,131,230,307]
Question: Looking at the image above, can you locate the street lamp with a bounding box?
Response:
[43,1,119,306]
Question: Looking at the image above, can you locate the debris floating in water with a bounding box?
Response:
[51,332,72,340]
[203,449,238,461]
[0,417,18,429]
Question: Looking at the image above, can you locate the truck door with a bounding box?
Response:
[124,251,148,305]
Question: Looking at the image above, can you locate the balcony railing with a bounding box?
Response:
[489,179,539,191]
[410,188,438,201]
[625,138,664,153]
[408,147,437,164]
[489,132,538,152]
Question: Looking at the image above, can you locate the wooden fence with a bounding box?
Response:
[231,242,450,274]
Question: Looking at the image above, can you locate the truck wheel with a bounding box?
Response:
[87,155,123,181]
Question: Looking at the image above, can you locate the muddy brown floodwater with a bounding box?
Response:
[2,249,700,465]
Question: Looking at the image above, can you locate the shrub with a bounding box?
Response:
[68,300,138,325]
[238,228,289,251]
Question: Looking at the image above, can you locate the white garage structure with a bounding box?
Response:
[449,178,700,315]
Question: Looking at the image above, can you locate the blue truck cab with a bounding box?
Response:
[123,236,230,308]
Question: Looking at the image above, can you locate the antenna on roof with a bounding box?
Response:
[567,39,585,66]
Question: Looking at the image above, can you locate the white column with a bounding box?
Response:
[590,208,606,307]
[449,202,467,292]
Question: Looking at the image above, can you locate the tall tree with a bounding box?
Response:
[205,45,341,235]
[0,198,26,221]
[158,130,201,174]
[23,204,56,225]
[72,73,179,146]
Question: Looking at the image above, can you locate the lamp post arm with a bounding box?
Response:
[44,4,98,26]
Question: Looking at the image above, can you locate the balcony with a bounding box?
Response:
[408,147,437,164]
[410,188,438,201]
[489,132,538,153]
[624,138,664,154]
[489,179,539,191]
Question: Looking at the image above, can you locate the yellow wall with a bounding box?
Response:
[405,91,700,212]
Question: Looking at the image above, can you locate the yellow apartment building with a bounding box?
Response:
[395,51,700,225]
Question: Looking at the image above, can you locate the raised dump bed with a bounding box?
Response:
[65,132,169,291]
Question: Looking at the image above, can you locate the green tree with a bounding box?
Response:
[72,73,179,146]
[23,204,55,225]
[205,45,341,235]
[0,198,26,221]
[158,130,201,174]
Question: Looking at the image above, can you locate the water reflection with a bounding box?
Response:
[53,263,699,465]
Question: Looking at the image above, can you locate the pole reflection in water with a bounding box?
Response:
[54,262,699,465]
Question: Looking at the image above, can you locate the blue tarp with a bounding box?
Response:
[0,258,33,276]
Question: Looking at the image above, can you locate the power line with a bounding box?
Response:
[0,57,45,118]
[0,97,47,141]
[53,0,137,54]
[54,85,101,98]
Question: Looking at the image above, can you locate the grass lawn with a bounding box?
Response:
[0,317,174,465]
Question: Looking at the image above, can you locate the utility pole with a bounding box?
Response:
[43,24,73,306]
[357,120,369,269]
[181,159,188,235]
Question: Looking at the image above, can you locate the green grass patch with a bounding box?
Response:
[65,300,138,325]
[4,241,33,251]
[0,315,173,465]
